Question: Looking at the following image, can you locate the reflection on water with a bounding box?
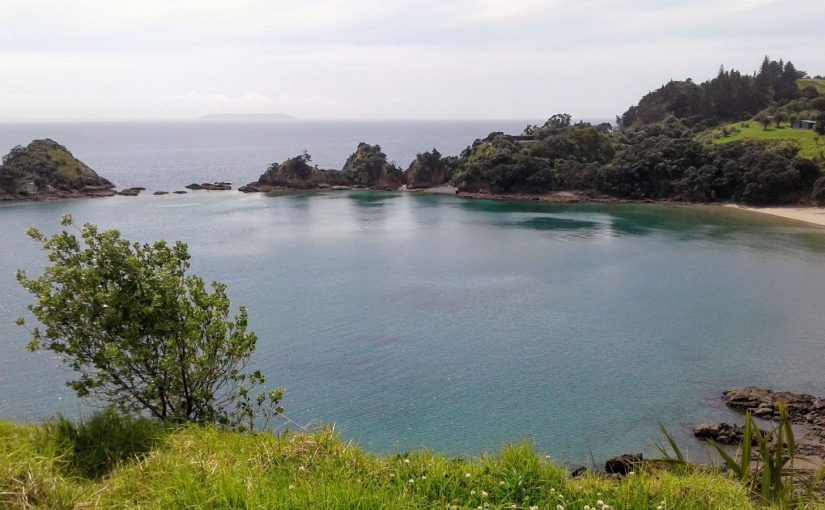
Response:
[1,191,825,463]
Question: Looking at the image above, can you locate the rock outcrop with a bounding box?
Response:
[722,387,825,421]
[341,143,403,190]
[692,422,760,445]
[0,139,115,200]
[118,187,145,196]
[694,387,825,456]
[604,453,643,475]
[240,153,339,192]
[185,182,232,191]
[404,149,457,189]
[241,145,404,193]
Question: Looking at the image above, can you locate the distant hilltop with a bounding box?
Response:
[198,113,294,121]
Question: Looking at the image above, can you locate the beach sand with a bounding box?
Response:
[725,205,825,228]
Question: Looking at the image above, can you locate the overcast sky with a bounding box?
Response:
[1,0,822,121]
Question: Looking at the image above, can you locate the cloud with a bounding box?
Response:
[0,0,822,120]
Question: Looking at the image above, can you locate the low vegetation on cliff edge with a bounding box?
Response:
[1,414,782,510]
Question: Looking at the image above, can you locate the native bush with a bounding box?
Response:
[17,215,283,429]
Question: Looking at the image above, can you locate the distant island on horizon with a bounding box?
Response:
[198,113,294,121]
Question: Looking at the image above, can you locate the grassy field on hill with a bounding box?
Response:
[704,121,824,160]
[798,79,825,95]
[1,416,802,510]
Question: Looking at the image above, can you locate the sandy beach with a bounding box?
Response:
[724,204,825,228]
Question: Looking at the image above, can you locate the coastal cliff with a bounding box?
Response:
[0,139,115,200]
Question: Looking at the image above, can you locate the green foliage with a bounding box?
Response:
[798,78,825,95]
[452,120,615,194]
[816,113,825,136]
[708,121,825,160]
[708,405,798,506]
[0,419,765,509]
[42,409,168,479]
[17,217,283,428]
[259,152,322,188]
[403,148,458,188]
[620,57,805,128]
[342,142,403,188]
[655,422,687,465]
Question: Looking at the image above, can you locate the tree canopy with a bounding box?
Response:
[17,216,283,430]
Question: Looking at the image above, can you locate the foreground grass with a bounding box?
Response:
[1,417,823,509]
[704,121,825,159]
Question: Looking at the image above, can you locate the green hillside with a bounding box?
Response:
[704,121,825,160]
[798,78,825,95]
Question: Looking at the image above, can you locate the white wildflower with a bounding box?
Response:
[557,505,565,510]
[403,458,411,464]
[499,480,506,486]
[408,479,415,484]
[288,485,295,490]
[470,490,476,495]
[465,472,472,478]
[298,465,306,472]
[481,491,488,497]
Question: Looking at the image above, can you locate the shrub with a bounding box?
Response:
[17,216,283,429]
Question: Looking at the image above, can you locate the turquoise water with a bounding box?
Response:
[2,191,825,463]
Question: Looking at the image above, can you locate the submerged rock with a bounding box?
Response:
[0,139,115,200]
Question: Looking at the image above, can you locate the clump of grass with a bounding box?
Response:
[42,409,169,479]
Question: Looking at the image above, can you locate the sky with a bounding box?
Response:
[0,0,823,121]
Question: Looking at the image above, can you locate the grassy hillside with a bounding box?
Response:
[704,121,825,160]
[798,79,825,95]
[0,417,789,510]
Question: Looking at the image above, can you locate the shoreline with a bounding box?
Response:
[7,184,825,230]
[723,204,825,228]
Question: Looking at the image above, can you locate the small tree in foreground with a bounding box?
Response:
[17,215,283,430]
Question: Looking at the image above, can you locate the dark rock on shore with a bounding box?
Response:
[173,190,187,194]
[153,191,169,195]
[723,387,825,421]
[604,453,642,475]
[692,422,760,445]
[185,182,232,191]
[0,139,116,201]
[694,387,825,458]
